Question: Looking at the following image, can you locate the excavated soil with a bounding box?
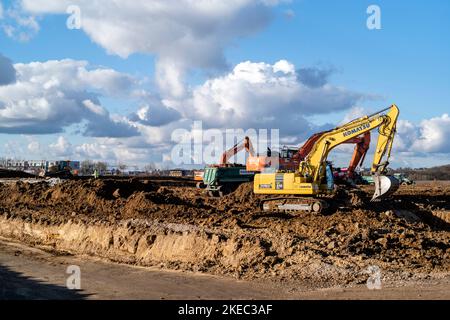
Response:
[0,178,448,287]
[0,169,35,178]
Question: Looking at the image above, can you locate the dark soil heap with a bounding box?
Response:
[0,178,448,285]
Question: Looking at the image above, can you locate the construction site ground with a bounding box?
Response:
[0,175,449,299]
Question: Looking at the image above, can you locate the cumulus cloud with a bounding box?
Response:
[391,114,450,160]
[128,92,181,127]
[49,136,72,157]
[0,59,139,136]
[0,56,383,165]
[125,60,365,153]
[27,141,40,153]
[0,54,16,85]
[188,60,364,139]
[129,104,181,127]
[394,120,420,152]
[411,114,450,153]
[19,0,280,97]
[18,134,162,164]
[74,141,153,163]
[339,106,367,124]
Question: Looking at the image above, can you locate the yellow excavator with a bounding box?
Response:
[253,104,400,213]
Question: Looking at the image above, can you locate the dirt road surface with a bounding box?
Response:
[1,238,449,300]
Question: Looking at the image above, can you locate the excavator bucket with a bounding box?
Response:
[371,175,400,201]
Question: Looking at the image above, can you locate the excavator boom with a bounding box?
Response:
[347,132,371,178]
[219,136,255,166]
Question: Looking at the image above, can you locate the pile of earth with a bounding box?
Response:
[0,178,448,285]
[0,169,35,178]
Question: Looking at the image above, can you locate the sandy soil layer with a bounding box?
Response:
[1,238,448,300]
[0,178,448,288]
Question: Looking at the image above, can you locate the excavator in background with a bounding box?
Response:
[39,160,80,178]
[200,136,257,196]
[199,136,303,196]
[200,126,372,197]
[254,104,400,213]
[332,132,371,185]
[246,145,299,172]
[247,131,371,178]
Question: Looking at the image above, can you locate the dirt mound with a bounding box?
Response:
[0,179,448,285]
[0,169,35,178]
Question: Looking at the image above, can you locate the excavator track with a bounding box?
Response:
[260,196,329,214]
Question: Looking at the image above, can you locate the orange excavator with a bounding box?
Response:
[247,131,371,180]
[198,137,257,195]
[198,132,371,196]
[219,136,255,166]
[333,132,371,184]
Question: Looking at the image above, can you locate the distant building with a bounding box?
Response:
[0,159,80,175]
[168,169,194,177]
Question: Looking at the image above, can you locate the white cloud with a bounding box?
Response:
[0,59,139,136]
[73,140,161,163]
[387,114,450,167]
[189,60,364,138]
[128,91,181,127]
[34,59,366,164]
[411,114,450,153]
[45,136,150,163]
[27,139,41,153]
[340,106,367,124]
[49,136,72,157]
[394,119,419,152]
[19,0,280,97]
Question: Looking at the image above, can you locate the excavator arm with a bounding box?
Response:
[303,105,399,200]
[346,132,371,178]
[371,106,399,174]
[306,105,399,182]
[219,136,255,166]
[246,130,368,173]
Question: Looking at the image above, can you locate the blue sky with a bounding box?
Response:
[0,0,449,168]
[230,0,450,122]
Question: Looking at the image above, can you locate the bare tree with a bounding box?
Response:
[144,162,156,173]
[80,160,94,175]
[95,161,108,173]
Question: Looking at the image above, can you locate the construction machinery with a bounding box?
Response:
[246,130,336,173]
[332,131,371,185]
[194,170,205,186]
[254,104,400,213]
[246,145,299,172]
[247,130,370,177]
[201,136,256,196]
[39,160,80,178]
[393,173,415,185]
